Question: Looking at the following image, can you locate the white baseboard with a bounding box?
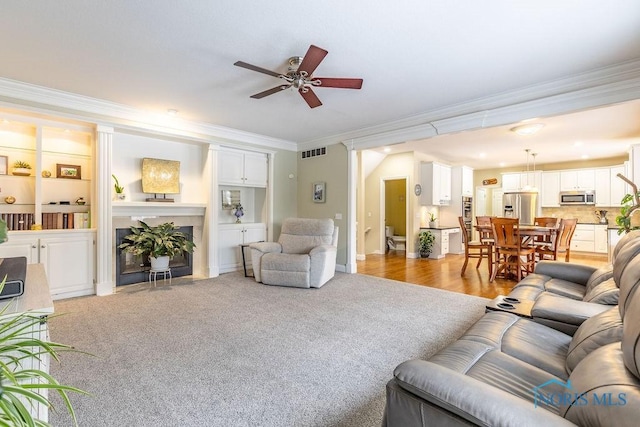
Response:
[96,281,114,296]
[356,254,366,261]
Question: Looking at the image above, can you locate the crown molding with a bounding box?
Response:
[300,58,640,151]
[0,77,298,152]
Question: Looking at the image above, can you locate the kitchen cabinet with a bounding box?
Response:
[461,166,474,197]
[218,223,266,273]
[502,171,541,192]
[609,165,627,207]
[560,169,595,191]
[424,227,460,259]
[218,149,268,187]
[594,225,608,254]
[0,230,95,299]
[420,162,451,206]
[570,224,607,254]
[594,168,611,206]
[541,171,560,207]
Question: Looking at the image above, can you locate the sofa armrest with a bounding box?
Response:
[309,244,336,256]
[392,359,576,427]
[531,294,611,335]
[249,242,282,283]
[534,261,598,286]
[249,241,282,254]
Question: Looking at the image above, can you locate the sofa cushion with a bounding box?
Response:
[543,278,587,300]
[565,306,623,373]
[584,265,614,295]
[278,218,335,254]
[451,311,571,379]
[583,278,619,304]
[262,253,310,272]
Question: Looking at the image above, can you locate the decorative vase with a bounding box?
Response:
[150,256,170,270]
[115,192,126,201]
[4,196,16,204]
[429,221,438,228]
[420,251,431,258]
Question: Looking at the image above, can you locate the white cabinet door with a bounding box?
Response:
[219,150,268,187]
[561,169,595,190]
[0,234,39,262]
[218,226,244,272]
[594,168,611,206]
[594,225,608,254]
[541,172,560,207]
[218,150,245,185]
[610,165,627,207]
[219,223,266,273]
[420,162,451,206]
[39,233,94,299]
[461,166,474,196]
[502,173,520,192]
[243,152,268,187]
[439,164,452,202]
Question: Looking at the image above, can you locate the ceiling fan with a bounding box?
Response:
[234,45,363,108]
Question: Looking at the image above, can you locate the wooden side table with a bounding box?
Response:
[239,241,265,277]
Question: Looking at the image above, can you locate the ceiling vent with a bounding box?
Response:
[301,147,327,159]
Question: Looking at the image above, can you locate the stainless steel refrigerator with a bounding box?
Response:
[503,192,540,225]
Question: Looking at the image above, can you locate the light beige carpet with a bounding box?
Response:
[48,272,488,426]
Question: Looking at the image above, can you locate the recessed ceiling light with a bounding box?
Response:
[510,123,545,136]
[581,154,589,159]
[499,162,506,167]
[479,152,486,158]
[573,141,583,147]
[383,147,391,153]
[167,109,179,116]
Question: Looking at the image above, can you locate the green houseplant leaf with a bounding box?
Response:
[119,221,196,258]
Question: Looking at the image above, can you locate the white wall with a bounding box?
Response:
[112,132,206,203]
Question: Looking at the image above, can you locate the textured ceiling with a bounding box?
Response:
[0,1,639,166]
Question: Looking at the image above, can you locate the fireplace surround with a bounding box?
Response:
[115,226,194,286]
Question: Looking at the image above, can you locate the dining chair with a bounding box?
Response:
[458,216,492,277]
[532,217,560,248]
[536,218,578,262]
[475,216,494,244]
[490,217,536,282]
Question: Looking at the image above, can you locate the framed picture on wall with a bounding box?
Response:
[56,163,81,179]
[313,182,325,203]
[0,156,7,175]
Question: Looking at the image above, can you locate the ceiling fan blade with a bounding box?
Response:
[234,61,282,78]
[299,88,322,108]
[298,45,328,76]
[313,77,363,89]
[250,85,290,99]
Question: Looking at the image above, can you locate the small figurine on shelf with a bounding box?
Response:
[233,203,244,223]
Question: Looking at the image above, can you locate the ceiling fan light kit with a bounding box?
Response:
[234,45,363,108]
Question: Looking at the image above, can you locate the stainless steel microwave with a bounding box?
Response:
[559,190,595,205]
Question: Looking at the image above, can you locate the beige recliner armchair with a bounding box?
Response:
[249,218,339,288]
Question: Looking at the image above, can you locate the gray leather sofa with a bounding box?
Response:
[507,231,640,335]
[384,234,640,426]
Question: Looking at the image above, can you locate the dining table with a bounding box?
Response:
[475,224,557,246]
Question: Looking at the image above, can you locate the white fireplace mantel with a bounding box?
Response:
[112,202,206,217]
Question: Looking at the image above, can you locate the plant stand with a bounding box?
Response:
[149,268,171,286]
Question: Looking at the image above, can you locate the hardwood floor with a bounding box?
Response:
[356,251,609,299]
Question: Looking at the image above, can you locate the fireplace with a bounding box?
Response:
[115,226,194,286]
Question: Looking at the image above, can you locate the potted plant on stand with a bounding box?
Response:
[12,160,32,176]
[418,230,435,258]
[119,221,196,270]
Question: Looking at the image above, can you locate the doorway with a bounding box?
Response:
[381,177,408,255]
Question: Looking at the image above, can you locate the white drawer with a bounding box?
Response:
[571,240,595,252]
[572,229,595,241]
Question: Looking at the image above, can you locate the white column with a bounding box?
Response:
[206,144,220,277]
[95,125,114,295]
[342,142,358,274]
[267,151,276,242]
